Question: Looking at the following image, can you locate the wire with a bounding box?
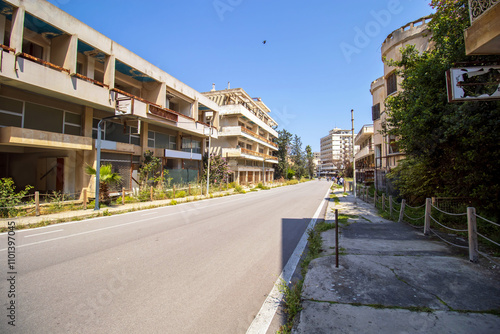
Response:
[429,228,469,249]
[475,214,500,228]
[477,232,500,247]
[430,215,468,232]
[431,204,467,216]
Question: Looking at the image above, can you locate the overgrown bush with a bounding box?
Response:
[0,178,33,218]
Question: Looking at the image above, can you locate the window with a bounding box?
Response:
[388,135,399,154]
[93,119,140,144]
[372,103,380,121]
[22,40,44,59]
[375,144,382,168]
[64,111,81,136]
[246,144,252,150]
[182,137,201,154]
[24,102,63,133]
[147,131,177,150]
[386,72,397,95]
[0,96,23,128]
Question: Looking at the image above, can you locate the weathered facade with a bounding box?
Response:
[202,87,278,185]
[354,124,374,184]
[465,0,500,55]
[0,0,219,197]
[370,16,433,190]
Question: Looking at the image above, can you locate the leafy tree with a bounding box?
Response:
[203,154,230,184]
[0,178,33,217]
[384,0,500,218]
[275,129,293,179]
[305,145,315,178]
[85,164,122,204]
[291,135,306,178]
[139,150,162,186]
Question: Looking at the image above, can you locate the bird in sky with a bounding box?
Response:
[262,40,267,45]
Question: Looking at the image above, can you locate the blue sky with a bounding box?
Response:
[47,0,433,152]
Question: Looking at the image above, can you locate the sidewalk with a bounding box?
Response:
[293,188,500,334]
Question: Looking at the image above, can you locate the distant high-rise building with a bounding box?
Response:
[319,128,353,177]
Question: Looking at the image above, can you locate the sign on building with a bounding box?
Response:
[446,66,500,102]
[115,96,134,115]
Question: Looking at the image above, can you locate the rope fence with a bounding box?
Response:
[354,188,499,264]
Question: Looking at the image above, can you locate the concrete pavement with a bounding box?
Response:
[293,187,500,334]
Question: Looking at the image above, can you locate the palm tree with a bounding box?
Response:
[85,164,121,204]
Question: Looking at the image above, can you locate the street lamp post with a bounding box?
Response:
[351,109,356,202]
[205,112,214,196]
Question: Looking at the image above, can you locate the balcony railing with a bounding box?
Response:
[469,0,499,23]
[17,52,70,74]
[241,148,276,160]
[241,127,278,148]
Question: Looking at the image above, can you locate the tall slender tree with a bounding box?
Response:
[275,129,292,179]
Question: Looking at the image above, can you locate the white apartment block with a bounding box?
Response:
[0,0,220,197]
[202,87,278,185]
[319,128,353,177]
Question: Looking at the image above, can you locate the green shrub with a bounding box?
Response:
[286,179,299,185]
[175,190,187,198]
[234,185,246,194]
[169,199,177,205]
[0,178,33,218]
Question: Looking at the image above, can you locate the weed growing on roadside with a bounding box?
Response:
[277,278,303,334]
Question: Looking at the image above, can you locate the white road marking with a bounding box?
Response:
[24,229,64,238]
[246,185,331,334]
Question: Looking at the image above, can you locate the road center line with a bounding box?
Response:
[246,185,331,334]
[24,229,64,238]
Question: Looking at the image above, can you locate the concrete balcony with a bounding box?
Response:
[465,1,500,54]
[112,91,218,139]
[222,147,278,163]
[165,149,202,161]
[219,126,277,150]
[355,125,374,146]
[219,104,278,138]
[0,126,92,150]
[0,49,114,111]
[355,145,374,160]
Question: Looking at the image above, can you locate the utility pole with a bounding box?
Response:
[351,109,356,202]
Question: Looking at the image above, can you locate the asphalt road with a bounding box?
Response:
[0,181,331,334]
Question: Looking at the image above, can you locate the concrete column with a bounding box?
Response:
[82,106,93,138]
[51,34,78,73]
[0,15,6,45]
[140,121,149,154]
[424,198,432,236]
[192,98,199,120]
[10,6,25,54]
[467,207,479,263]
[158,82,167,107]
[104,54,115,89]
[86,55,95,79]
[245,171,248,185]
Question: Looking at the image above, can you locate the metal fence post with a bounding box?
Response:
[382,194,385,211]
[35,191,40,216]
[398,199,406,223]
[335,209,339,268]
[467,207,479,263]
[374,192,377,208]
[424,198,432,235]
